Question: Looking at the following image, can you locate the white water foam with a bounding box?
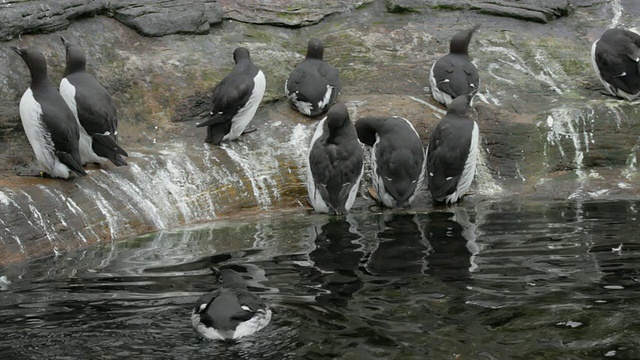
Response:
[484,46,564,95]
[545,107,596,199]
[610,0,623,28]
[622,140,639,179]
[79,186,121,240]
[223,140,282,208]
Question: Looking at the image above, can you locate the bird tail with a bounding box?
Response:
[92,133,129,166]
[56,151,87,177]
[196,112,234,128]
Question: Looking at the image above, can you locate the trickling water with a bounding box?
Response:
[610,0,623,28]
[482,45,565,98]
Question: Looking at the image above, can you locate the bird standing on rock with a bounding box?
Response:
[355,116,426,208]
[430,26,480,107]
[197,47,266,145]
[307,102,364,215]
[11,46,86,179]
[286,38,341,117]
[59,37,128,167]
[426,94,478,204]
[591,28,640,100]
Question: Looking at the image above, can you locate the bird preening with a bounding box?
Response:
[306,102,364,215]
[191,267,272,341]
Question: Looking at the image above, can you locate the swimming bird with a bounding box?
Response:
[59,37,128,166]
[197,47,266,145]
[191,268,272,341]
[307,102,364,215]
[11,47,86,179]
[591,28,640,100]
[355,116,426,208]
[429,26,480,107]
[426,94,478,204]
[285,38,341,117]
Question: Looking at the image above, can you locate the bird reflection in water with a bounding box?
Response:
[364,213,431,277]
[304,217,365,307]
[422,209,478,288]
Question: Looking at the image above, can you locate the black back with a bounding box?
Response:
[197,47,260,144]
[355,116,424,205]
[12,47,85,176]
[286,38,341,116]
[193,268,266,332]
[426,95,474,200]
[595,28,640,95]
[309,102,364,214]
[432,26,480,99]
[62,38,120,137]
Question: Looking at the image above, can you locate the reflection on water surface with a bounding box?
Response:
[1,200,639,359]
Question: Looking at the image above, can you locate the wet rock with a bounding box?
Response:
[218,0,374,27]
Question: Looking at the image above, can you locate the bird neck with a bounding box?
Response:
[63,61,86,77]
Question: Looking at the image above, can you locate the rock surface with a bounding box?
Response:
[1,0,640,266]
[0,0,374,40]
[386,0,575,23]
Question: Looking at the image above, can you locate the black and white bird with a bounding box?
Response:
[429,26,480,107]
[426,94,478,204]
[192,268,272,341]
[307,102,364,215]
[285,38,341,117]
[197,47,266,145]
[355,116,426,208]
[59,37,128,166]
[11,47,86,179]
[591,28,640,100]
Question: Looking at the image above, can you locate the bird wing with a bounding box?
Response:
[68,72,119,136]
[197,74,254,127]
[427,121,470,200]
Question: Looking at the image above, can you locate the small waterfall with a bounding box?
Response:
[622,140,639,180]
[610,0,623,28]
[482,45,565,99]
[544,106,594,197]
[0,116,314,265]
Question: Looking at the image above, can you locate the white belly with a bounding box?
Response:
[60,78,108,165]
[19,88,73,178]
[225,70,266,141]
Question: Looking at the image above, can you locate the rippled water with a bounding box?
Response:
[1,200,639,359]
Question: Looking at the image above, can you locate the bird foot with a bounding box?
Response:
[242,126,258,135]
[15,165,51,178]
[366,186,379,202]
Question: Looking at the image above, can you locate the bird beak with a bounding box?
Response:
[10,46,22,56]
[60,36,68,46]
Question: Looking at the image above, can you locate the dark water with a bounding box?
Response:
[1,200,639,359]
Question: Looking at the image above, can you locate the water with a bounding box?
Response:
[1,199,639,359]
